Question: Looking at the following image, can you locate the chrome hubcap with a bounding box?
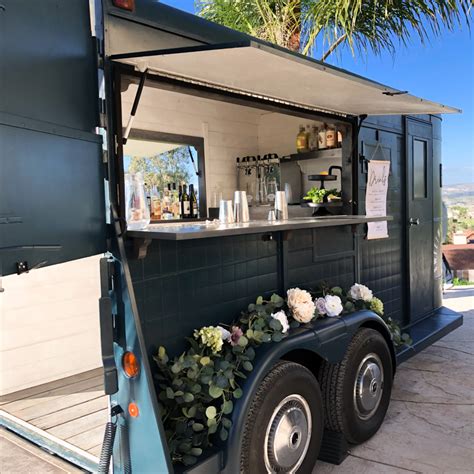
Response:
[353,353,384,420]
[264,394,312,473]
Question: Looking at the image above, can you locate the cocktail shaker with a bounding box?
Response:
[234,191,250,223]
[219,200,234,224]
[274,191,288,220]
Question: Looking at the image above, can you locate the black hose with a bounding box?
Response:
[98,421,117,474]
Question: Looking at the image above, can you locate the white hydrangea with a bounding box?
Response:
[324,295,343,317]
[349,283,373,302]
[271,310,290,333]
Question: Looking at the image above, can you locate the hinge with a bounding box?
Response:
[95,37,104,67]
[99,99,107,128]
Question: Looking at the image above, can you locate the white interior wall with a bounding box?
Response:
[122,85,262,202]
[122,84,347,204]
[0,256,102,395]
[257,113,344,194]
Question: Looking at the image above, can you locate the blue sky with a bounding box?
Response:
[162,0,473,185]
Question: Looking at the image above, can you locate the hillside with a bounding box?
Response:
[442,183,474,209]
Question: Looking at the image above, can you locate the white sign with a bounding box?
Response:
[366,160,390,240]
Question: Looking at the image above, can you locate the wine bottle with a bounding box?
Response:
[189,184,198,218]
[181,184,191,218]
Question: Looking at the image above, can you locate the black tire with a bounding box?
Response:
[239,361,323,473]
[318,328,393,445]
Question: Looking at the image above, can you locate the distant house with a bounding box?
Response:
[452,229,474,245]
[442,243,474,281]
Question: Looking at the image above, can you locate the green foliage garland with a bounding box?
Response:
[154,285,410,466]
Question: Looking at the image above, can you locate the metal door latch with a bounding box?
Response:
[409,218,420,226]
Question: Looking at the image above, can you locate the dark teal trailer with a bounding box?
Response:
[0,1,463,473]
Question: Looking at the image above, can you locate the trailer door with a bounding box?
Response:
[406,118,434,321]
[0,0,106,277]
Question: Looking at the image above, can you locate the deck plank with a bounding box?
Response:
[2,376,103,414]
[14,385,104,422]
[47,409,108,440]
[66,425,105,451]
[33,396,108,430]
[0,368,102,406]
[88,444,103,458]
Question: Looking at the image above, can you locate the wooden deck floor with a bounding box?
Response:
[0,368,107,459]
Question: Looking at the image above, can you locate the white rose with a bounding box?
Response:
[349,283,373,302]
[217,326,231,341]
[271,310,289,333]
[292,302,316,323]
[324,295,343,317]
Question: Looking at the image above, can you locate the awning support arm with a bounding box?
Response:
[123,69,147,145]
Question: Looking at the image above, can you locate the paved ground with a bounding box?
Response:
[314,286,474,474]
[1,288,472,473]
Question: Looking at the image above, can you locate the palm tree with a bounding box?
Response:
[196,0,472,59]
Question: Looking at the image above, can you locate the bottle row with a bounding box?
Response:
[146,183,199,220]
[296,123,343,153]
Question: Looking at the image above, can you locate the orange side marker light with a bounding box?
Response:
[122,351,140,378]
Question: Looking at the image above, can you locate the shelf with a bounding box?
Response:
[283,147,342,162]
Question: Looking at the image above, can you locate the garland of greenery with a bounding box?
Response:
[154,283,411,466]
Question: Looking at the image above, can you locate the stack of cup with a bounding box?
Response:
[274,191,288,220]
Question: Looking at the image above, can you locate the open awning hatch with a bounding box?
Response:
[111,41,460,118]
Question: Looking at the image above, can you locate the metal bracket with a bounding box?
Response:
[132,237,152,259]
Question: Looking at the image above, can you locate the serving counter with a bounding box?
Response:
[127,215,392,241]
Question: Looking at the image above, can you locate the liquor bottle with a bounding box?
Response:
[151,186,162,220]
[318,123,327,149]
[189,184,198,218]
[162,184,172,219]
[296,124,308,153]
[326,125,336,148]
[337,128,343,147]
[171,183,180,218]
[181,184,191,218]
[309,126,319,151]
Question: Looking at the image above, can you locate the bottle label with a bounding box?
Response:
[183,202,190,216]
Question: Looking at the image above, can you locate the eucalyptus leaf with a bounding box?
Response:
[233,388,243,399]
[256,296,264,305]
[272,333,283,342]
[243,361,253,371]
[183,392,194,403]
[209,384,223,399]
[220,427,228,441]
[222,400,233,415]
[200,356,211,366]
[166,387,175,399]
[221,417,232,429]
[182,455,197,466]
[237,335,248,347]
[205,406,217,419]
[192,423,204,432]
[190,448,203,457]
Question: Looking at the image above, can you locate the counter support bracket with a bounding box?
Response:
[131,237,152,259]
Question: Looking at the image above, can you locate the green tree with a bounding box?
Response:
[196,0,472,59]
[128,146,193,190]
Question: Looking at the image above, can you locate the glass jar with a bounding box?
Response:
[125,172,150,230]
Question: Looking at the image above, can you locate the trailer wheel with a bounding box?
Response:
[240,361,323,473]
[319,328,393,444]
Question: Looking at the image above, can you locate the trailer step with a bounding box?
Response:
[0,410,99,473]
[396,306,463,365]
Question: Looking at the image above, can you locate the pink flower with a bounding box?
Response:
[228,326,243,346]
